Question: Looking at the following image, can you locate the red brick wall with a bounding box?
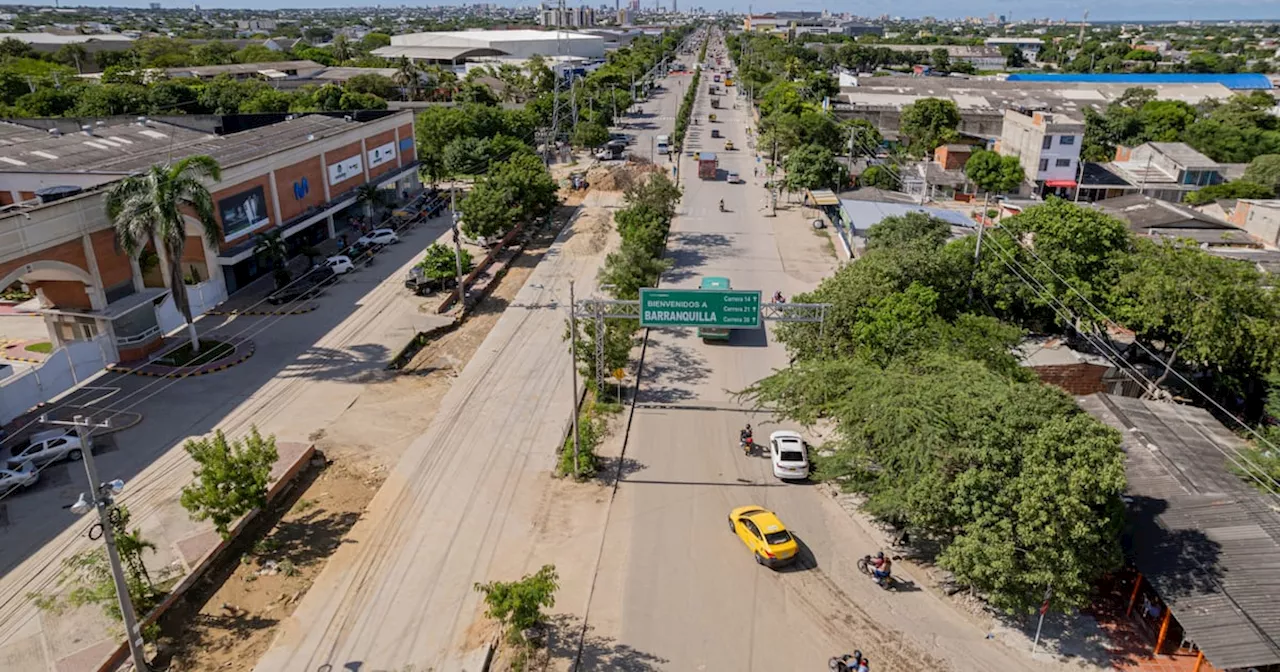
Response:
[213,175,275,251]
[326,140,366,195]
[35,280,91,309]
[1031,363,1109,395]
[89,229,133,290]
[0,238,89,287]
[365,129,398,180]
[118,337,166,363]
[274,156,326,222]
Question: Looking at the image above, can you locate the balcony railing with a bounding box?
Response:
[116,325,161,347]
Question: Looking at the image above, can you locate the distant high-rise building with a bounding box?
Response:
[149,1,160,8]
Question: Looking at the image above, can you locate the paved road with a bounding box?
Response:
[577,30,1059,672]
[253,65,690,672]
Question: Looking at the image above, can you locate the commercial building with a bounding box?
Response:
[983,37,1043,62]
[1006,72,1274,91]
[539,3,595,27]
[0,111,420,363]
[870,44,1006,70]
[994,108,1084,197]
[373,29,606,64]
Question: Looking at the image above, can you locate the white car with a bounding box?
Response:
[325,255,355,275]
[357,229,400,247]
[727,171,741,184]
[0,461,38,497]
[6,429,83,470]
[769,430,810,480]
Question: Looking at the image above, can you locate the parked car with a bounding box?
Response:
[0,461,38,497]
[768,430,810,480]
[404,266,459,296]
[357,229,400,247]
[325,255,355,275]
[6,429,82,470]
[727,171,741,184]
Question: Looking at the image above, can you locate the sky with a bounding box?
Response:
[20,0,1280,22]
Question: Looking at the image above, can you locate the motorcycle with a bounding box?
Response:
[829,654,865,672]
[739,435,754,455]
[857,555,896,590]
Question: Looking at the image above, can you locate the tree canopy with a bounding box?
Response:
[898,97,961,156]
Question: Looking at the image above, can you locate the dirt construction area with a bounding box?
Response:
[151,207,592,671]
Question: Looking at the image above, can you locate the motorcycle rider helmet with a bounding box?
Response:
[875,551,884,559]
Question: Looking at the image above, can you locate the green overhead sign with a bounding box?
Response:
[639,288,762,329]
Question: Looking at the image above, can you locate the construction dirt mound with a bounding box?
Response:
[586,161,662,193]
[562,207,614,258]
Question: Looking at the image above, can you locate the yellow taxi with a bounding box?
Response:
[728,506,799,568]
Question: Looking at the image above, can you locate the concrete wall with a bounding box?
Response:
[1233,200,1280,247]
[0,334,114,425]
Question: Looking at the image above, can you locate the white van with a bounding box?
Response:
[656,134,670,155]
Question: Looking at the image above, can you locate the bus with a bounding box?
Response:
[697,276,732,342]
[656,134,670,155]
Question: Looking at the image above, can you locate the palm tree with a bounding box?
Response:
[107,156,221,354]
[331,34,352,65]
[354,183,388,222]
[253,229,290,289]
[393,56,421,101]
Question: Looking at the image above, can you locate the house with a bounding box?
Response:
[1079,394,1280,672]
[1093,194,1261,250]
[983,36,1043,62]
[1109,142,1224,203]
[995,108,1084,197]
[264,36,306,52]
[1229,199,1280,248]
[933,144,974,171]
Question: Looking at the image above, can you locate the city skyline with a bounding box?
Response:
[7,0,1280,22]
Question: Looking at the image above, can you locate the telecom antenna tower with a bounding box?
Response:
[542,0,578,166]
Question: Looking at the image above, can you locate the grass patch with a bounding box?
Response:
[154,339,233,367]
[24,341,52,354]
[558,402,610,480]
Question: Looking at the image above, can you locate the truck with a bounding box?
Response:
[656,134,670,155]
[698,151,718,180]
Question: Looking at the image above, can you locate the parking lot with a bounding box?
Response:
[0,192,463,672]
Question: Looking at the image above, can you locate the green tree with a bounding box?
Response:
[973,199,1133,332]
[1109,238,1280,395]
[739,353,1126,614]
[783,143,847,192]
[416,105,469,184]
[458,181,515,238]
[858,165,899,190]
[344,73,397,100]
[443,136,490,176]
[930,47,951,70]
[1182,180,1276,205]
[354,183,389,222]
[571,121,609,148]
[0,37,35,59]
[235,44,279,64]
[474,564,559,639]
[361,32,392,51]
[253,229,290,289]
[1243,154,1280,195]
[598,239,670,300]
[239,87,294,113]
[865,211,952,252]
[191,41,236,66]
[963,149,1025,209]
[52,43,89,74]
[330,33,353,64]
[899,97,961,155]
[392,56,422,100]
[417,242,473,280]
[179,426,279,539]
[106,156,221,352]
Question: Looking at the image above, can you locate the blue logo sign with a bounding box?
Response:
[398,137,414,153]
[292,177,309,201]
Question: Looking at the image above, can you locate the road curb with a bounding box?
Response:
[108,339,256,378]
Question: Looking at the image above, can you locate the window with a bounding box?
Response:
[1059,135,1076,146]
[1038,159,1049,172]
[1055,158,1072,167]
[1042,135,1053,150]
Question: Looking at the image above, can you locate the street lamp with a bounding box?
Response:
[46,414,150,672]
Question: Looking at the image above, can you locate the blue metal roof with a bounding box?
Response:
[1005,72,1273,90]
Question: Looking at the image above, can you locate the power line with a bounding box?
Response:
[979,228,1280,497]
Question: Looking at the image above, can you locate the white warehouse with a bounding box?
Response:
[374,29,606,64]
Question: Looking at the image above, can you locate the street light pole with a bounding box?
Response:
[47,415,149,672]
[567,280,581,476]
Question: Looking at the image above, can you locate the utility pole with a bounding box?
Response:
[769,134,778,216]
[567,280,581,476]
[450,187,466,311]
[47,415,149,672]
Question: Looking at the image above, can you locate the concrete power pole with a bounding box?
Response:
[567,281,581,476]
[450,187,466,311]
[47,415,149,672]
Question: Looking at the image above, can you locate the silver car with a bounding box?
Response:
[6,429,83,470]
[0,462,39,497]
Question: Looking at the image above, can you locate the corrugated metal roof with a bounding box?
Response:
[1079,394,1280,670]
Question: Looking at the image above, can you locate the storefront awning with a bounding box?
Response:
[1044,179,1077,188]
[806,189,840,206]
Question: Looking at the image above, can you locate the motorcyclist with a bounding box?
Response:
[871,551,892,585]
[772,290,785,304]
[719,199,726,212]
[739,423,753,448]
